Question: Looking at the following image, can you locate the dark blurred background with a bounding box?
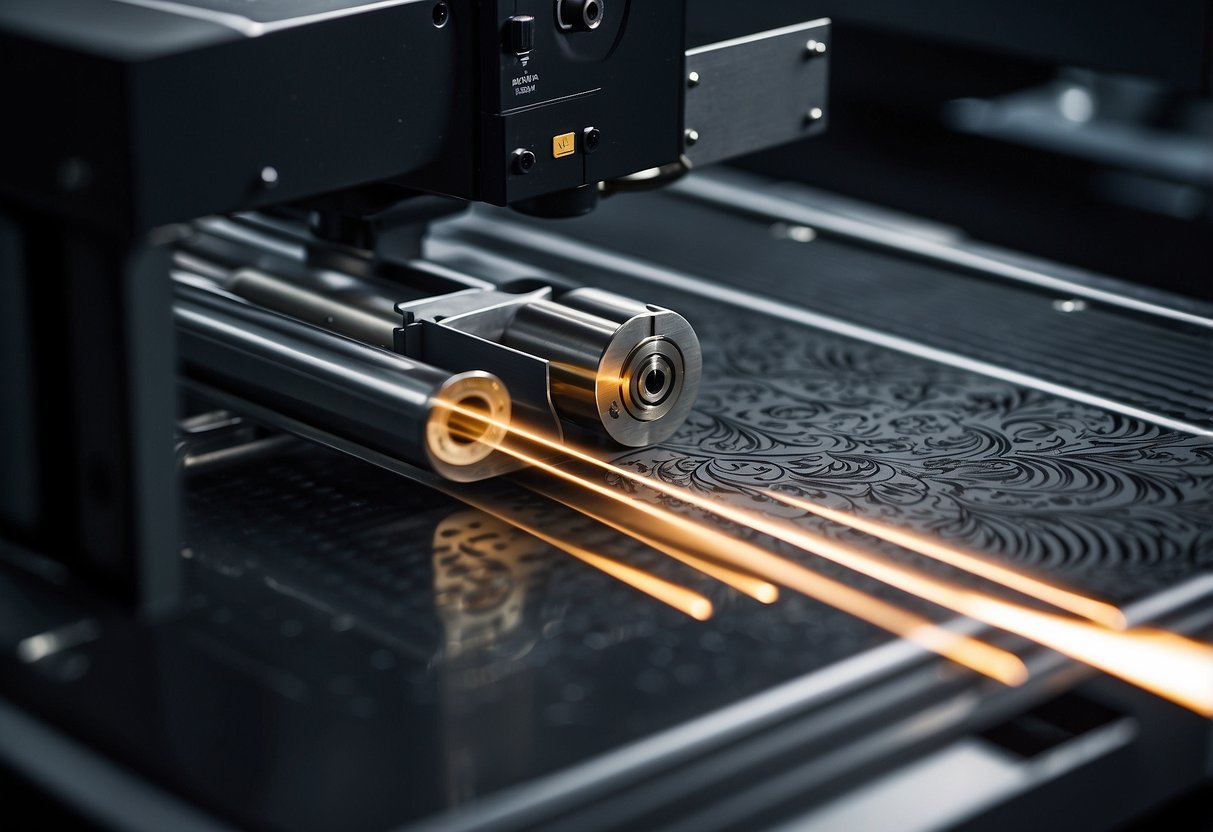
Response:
[686,9,1212,827]
[690,0,1213,302]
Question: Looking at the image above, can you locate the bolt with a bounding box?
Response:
[687,70,700,88]
[512,148,536,174]
[583,126,601,153]
[771,223,817,243]
[806,107,823,123]
[259,166,279,188]
[1052,298,1088,313]
[684,128,700,147]
[806,39,826,55]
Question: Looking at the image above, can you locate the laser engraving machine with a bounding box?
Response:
[2,1,1212,830]
[0,0,830,607]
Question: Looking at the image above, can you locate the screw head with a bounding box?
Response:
[1052,298,1088,313]
[806,107,824,122]
[583,126,601,153]
[684,128,700,147]
[806,39,826,55]
[259,165,279,188]
[512,148,537,174]
[687,70,700,88]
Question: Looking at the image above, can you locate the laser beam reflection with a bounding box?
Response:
[524,479,780,603]
[441,400,1213,713]
[766,491,1126,629]
[441,493,714,621]
[749,512,1213,714]
[970,598,1213,716]
[447,431,1028,684]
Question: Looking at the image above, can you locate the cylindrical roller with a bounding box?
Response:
[503,287,702,446]
[173,283,512,482]
[223,267,402,350]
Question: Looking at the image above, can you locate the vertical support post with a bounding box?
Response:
[0,212,38,537]
[0,205,180,616]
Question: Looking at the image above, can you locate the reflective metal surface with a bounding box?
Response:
[504,287,703,446]
[1,176,1209,832]
[683,18,831,166]
[178,217,704,450]
[174,283,514,481]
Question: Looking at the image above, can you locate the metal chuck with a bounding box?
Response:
[503,288,702,447]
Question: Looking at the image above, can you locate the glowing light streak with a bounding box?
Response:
[448,424,1028,685]
[439,403,1213,712]
[524,480,779,603]
[970,598,1213,716]
[766,491,1126,629]
[443,494,714,621]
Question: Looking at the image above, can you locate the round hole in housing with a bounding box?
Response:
[426,373,510,470]
[432,2,449,27]
[618,337,686,426]
[446,394,492,446]
[630,351,676,409]
[644,368,665,397]
[558,0,603,31]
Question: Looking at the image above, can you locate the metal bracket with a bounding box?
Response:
[683,18,831,167]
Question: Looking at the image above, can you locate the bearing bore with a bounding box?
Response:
[621,337,684,422]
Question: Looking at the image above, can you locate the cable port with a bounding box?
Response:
[557,0,603,32]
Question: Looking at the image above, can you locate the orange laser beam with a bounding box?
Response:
[470,434,1028,685]
[970,597,1213,716]
[443,494,714,621]
[766,491,1126,629]
[524,479,779,603]
[440,403,1213,713]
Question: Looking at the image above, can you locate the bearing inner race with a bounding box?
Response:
[621,337,684,422]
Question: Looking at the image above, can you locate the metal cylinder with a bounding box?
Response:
[502,287,702,446]
[173,283,512,482]
[223,267,403,351]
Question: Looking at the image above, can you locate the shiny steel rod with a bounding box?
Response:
[173,281,511,481]
[174,242,404,350]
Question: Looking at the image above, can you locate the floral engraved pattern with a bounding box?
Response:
[612,306,1213,600]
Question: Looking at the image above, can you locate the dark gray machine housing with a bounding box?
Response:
[0,0,690,611]
[0,0,685,229]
